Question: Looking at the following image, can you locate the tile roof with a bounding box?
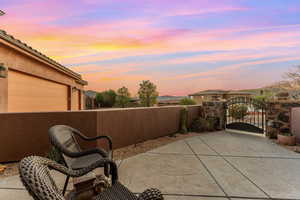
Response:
[189,90,229,96]
[189,90,254,96]
[0,30,87,85]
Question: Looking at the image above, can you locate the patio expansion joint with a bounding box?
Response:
[134,191,300,200]
[146,152,195,156]
[117,159,124,169]
[195,137,272,199]
[184,140,231,200]
[0,187,26,191]
[163,193,300,200]
[146,151,300,160]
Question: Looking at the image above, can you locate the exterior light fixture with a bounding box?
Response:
[0,12,7,77]
[0,63,7,78]
[72,86,77,92]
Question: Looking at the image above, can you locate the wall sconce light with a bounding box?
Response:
[72,86,77,92]
[0,63,7,78]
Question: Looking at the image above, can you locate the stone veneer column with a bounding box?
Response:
[202,101,226,130]
[266,101,300,138]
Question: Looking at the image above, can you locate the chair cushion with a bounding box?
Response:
[71,153,104,169]
[95,182,138,200]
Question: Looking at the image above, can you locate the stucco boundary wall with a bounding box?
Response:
[0,105,201,162]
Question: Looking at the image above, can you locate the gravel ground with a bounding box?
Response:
[0,132,199,179]
[113,132,199,160]
[0,162,19,178]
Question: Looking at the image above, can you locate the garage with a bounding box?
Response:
[8,70,68,112]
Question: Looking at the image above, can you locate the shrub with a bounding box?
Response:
[191,118,217,133]
[179,98,196,105]
[229,104,248,120]
[279,132,293,136]
[206,116,219,131]
[96,90,117,107]
[179,107,188,134]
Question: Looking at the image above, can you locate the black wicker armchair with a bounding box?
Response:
[48,125,113,195]
[19,156,163,200]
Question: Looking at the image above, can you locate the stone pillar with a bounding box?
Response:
[266,101,300,138]
[202,101,226,130]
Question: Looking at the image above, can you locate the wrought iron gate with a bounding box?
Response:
[225,97,266,134]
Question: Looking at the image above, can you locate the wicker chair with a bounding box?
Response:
[48,125,113,195]
[19,156,164,200]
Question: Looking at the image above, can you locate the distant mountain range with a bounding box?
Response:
[157,95,186,102]
[85,91,187,102]
[86,87,300,102]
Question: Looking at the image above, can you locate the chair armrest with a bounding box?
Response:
[67,148,108,158]
[83,136,113,150]
[72,131,113,151]
[45,157,118,184]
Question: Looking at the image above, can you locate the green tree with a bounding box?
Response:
[95,93,103,108]
[254,91,273,107]
[116,86,131,108]
[138,80,159,107]
[229,104,248,120]
[95,89,117,107]
[179,97,196,105]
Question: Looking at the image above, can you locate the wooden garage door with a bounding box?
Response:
[8,70,68,112]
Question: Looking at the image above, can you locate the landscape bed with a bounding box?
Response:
[0,132,198,178]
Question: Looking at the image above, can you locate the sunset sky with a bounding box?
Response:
[1,0,300,96]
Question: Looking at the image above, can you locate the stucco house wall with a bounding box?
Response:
[0,30,87,112]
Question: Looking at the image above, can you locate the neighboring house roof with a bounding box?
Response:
[0,30,87,85]
[189,90,254,96]
[84,90,98,98]
[157,96,185,102]
[189,90,229,96]
[227,91,255,95]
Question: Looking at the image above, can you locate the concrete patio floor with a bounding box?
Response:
[1,131,300,200]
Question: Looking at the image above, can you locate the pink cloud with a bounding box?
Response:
[167,56,300,80]
[165,6,247,17]
[2,0,300,95]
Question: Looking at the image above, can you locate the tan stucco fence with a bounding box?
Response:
[0,105,201,162]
